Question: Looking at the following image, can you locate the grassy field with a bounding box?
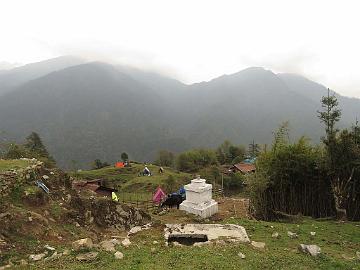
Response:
[71,163,192,194]
[27,215,360,270]
[0,159,31,172]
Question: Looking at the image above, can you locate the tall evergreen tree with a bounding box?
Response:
[24,132,53,159]
[121,152,129,162]
[317,89,359,220]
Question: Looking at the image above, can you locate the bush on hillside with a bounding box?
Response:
[176,149,218,172]
[248,133,335,220]
[154,150,175,167]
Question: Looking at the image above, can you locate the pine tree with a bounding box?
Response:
[121,152,129,162]
[24,132,55,165]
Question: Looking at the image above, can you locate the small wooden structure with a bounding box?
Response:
[230,163,256,174]
[73,179,118,197]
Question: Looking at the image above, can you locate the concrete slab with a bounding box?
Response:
[164,224,250,245]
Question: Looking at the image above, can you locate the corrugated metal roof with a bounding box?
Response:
[233,163,256,173]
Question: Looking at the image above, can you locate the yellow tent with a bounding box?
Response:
[112,192,119,202]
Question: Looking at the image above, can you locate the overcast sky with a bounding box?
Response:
[1,0,359,97]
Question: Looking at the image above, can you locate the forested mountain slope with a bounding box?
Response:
[0,60,359,168]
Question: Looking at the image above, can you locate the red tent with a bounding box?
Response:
[115,162,125,168]
[153,187,166,204]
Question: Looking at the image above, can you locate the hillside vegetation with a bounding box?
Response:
[72,163,191,195]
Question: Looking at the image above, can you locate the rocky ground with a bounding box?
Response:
[0,159,151,269]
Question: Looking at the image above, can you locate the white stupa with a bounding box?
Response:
[179,175,218,218]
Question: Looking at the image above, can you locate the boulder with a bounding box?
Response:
[238,252,246,259]
[251,241,265,249]
[122,238,131,247]
[62,249,71,256]
[272,232,279,239]
[298,244,321,257]
[29,253,47,261]
[114,251,124,260]
[76,252,98,262]
[72,238,93,251]
[44,244,56,251]
[100,240,117,252]
[287,231,298,239]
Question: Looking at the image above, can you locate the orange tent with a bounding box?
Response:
[115,162,125,168]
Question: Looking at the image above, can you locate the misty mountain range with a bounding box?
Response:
[0,56,359,168]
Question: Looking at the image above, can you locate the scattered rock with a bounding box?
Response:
[42,175,49,180]
[44,251,62,261]
[122,238,131,247]
[44,244,56,251]
[100,240,117,252]
[128,223,152,236]
[19,259,27,266]
[298,244,321,257]
[238,252,246,259]
[76,252,98,262]
[272,232,279,239]
[172,241,182,247]
[28,217,33,222]
[74,222,81,227]
[110,239,121,245]
[153,241,158,245]
[310,232,316,236]
[62,249,71,256]
[72,238,93,251]
[114,251,124,260]
[287,231,298,239]
[29,253,47,261]
[251,241,265,249]
[151,247,156,253]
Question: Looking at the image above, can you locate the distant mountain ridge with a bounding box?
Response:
[0,58,359,168]
[0,56,85,96]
